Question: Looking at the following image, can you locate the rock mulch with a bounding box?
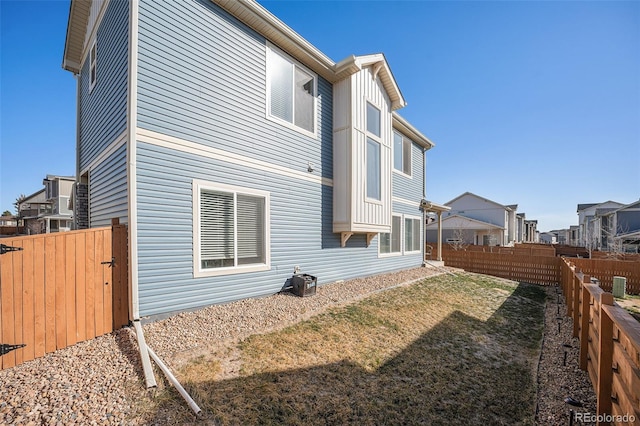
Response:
[0,267,597,425]
[535,285,597,425]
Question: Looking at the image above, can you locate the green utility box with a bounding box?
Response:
[613,276,627,298]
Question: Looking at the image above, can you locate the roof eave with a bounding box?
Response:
[62,0,91,74]
[392,112,434,150]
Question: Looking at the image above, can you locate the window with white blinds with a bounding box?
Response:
[267,44,316,135]
[194,181,270,277]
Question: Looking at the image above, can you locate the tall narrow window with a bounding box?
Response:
[195,181,270,277]
[366,102,382,201]
[89,42,97,92]
[393,132,412,176]
[404,217,421,252]
[267,45,316,134]
[366,138,381,200]
[380,215,402,255]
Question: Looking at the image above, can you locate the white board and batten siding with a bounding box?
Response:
[333,67,393,235]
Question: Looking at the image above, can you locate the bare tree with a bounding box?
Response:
[448,219,469,251]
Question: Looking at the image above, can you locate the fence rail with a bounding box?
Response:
[0,222,128,370]
[562,260,640,425]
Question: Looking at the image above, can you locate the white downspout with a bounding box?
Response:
[126,0,156,389]
[125,5,200,414]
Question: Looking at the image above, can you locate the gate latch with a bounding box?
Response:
[101,257,116,268]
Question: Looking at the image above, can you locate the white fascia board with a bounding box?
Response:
[392,113,434,150]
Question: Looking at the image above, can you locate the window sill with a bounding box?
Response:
[393,169,412,179]
[266,113,318,140]
[194,263,271,278]
[379,252,402,258]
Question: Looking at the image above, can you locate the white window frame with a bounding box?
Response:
[404,214,422,254]
[393,131,413,178]
[378,213,403,257]
[193,180,271,278]
[89,41,97,93]
[365,100,383,203]
[265,42,318,138]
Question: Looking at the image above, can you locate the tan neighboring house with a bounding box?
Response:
[18,175,75,234]
[426,192,522,247]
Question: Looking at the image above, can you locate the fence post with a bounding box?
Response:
[111,218,129,329]
[580,284,590,371]
[573,274,584,338]
[596,293,614,420]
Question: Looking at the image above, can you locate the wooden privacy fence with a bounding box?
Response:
[0,221,128,370]
[570,258,640,295]
[441,250,561,285]
[562,259,640,424]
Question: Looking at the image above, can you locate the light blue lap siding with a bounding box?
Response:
[136,142,423,318]
[392,141,425,203]
[136,0,333,181]
[79,0,128,171]
[90,144,128,227]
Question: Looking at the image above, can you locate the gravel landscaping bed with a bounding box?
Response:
[535,285,597,425]
[0,267,597,425]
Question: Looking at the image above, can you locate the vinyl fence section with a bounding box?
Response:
[441,250,561,286]
[0,222,128,370]
[562,259,640,424]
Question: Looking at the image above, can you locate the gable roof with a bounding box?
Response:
[577,201,624,213]
[63,0,407,110]
[445,192,515,211]
[425,214,504,230]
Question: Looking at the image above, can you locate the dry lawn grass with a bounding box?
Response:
[143,272,546,425]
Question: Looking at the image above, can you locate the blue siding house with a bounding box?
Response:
[63,0,437,321]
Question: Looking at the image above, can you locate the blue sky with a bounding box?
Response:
[1,0,639,231]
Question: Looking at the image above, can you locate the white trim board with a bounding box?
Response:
[136,128,334,187]
[80,129,127,176]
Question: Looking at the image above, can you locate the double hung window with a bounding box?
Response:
[267,44,316,135]
[393,132,412,176]
[404,217,421,253]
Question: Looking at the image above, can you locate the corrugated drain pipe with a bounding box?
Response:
[128,328,202,416]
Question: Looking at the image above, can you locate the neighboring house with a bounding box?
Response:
[569,225,579,246]
[523,219,538,243]
[539,232,557,244]
[600,200,640,253]
[18,177,75,234]
[426,192,520,247]
[576,201,625,250]
[63,0,438,319]
[0,216,17,226]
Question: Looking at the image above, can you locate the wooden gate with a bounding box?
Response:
[0,221,128,370]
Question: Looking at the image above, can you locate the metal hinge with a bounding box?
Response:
[1,343,25,356]
[0,244,23,255]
